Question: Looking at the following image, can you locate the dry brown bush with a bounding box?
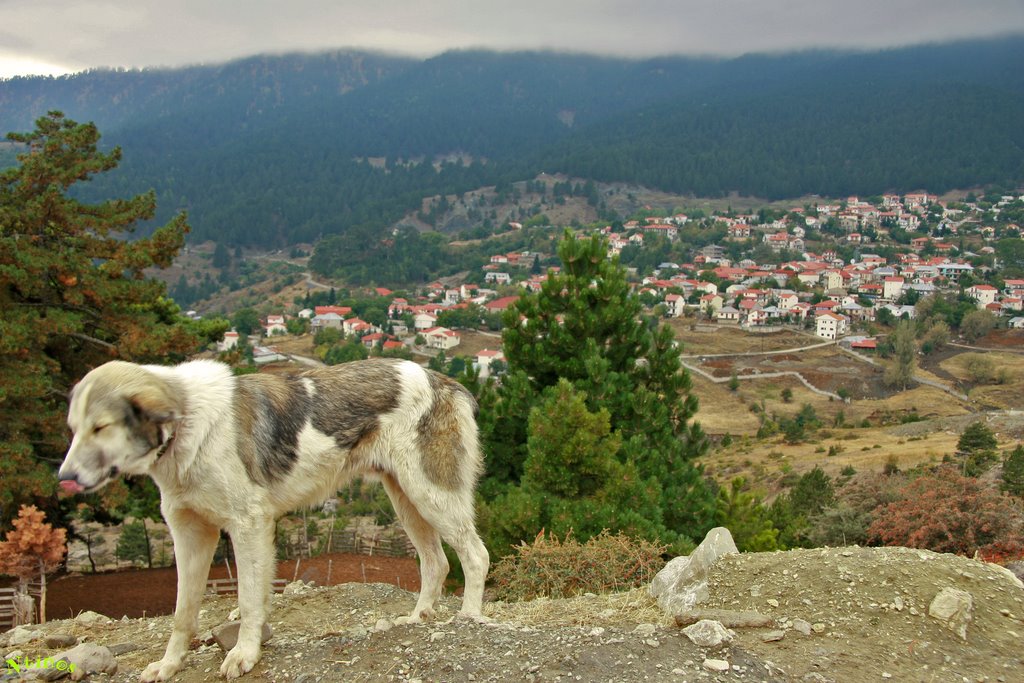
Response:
[489,530,666,602]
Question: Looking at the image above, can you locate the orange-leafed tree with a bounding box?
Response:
[0,505,68,623]
[867,467,1024,562]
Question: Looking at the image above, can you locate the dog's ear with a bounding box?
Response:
[129,383,182,425]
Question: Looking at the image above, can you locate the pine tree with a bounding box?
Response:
[957,421,999,476]
[482,230,713,550]
[1002,444,1024,498]
[0,113,222,525]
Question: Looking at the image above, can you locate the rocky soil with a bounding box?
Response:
[3,546,1023,682]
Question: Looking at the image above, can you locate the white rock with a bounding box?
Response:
[632,623,658,637]
[703,658,730,672]
[51,643,118,681]
[4,626,40,647]
[649,527,738,616]
[73,610,112,626]
[682,620,734,648]
[929,588,973,640]
[792,619,812,636]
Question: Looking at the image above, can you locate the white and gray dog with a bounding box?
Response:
[58,358,489,680]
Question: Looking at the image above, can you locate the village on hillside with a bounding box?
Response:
[215,189,1024,374]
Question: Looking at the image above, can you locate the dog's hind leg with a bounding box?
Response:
[439,516,489,620]
[141,510,219,682]
[382,473,449,623]
[220,517,275,680]
[384,475,489,622]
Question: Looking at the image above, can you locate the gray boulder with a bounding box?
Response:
[42,643,117,681]
[650,527,738,616]
[212,620,274,651]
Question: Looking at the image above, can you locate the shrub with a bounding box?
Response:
[488,530,667,601]
[867,467,1024,559]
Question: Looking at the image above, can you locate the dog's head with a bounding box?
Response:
[59,361,183,494]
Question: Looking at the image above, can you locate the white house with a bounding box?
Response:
[664,293,686,318]
[218,329,240,352]
[966,284,998,308]
[475,349,506,378]
[310,312,344,331]
[264,315,287,336]
[423,326,460,350]
[716,306,741,324]
[882,277,904,301]
[485,272,511,285]
[815,312,849,340]
[413,312,438,331]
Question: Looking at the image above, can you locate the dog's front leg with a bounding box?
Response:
[141,510,219,682]
[219,517,274,680]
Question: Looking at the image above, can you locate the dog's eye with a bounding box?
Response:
[93,424,108,434]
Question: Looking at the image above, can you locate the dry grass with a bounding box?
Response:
[489,531,666,602]
[490,587,669,628]
[941,351,1024,410]
[666,321,813,356]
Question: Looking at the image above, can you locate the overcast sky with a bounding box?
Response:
[2,0,1023,78]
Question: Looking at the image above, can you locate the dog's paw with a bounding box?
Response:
[219,645,260,679]
[140,658,182,682]
[395,607,435,625]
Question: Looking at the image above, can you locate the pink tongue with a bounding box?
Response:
[60,480,85,494]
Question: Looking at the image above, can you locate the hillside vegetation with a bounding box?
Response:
[1,39,1022,248]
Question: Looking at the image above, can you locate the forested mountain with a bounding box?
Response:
[1,38,1022,249]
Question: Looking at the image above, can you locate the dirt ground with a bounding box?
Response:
[5,547,1022,682]
[45,553,421,622]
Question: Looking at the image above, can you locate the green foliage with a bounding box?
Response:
[323,339,369,365]
[231,308,261,336]
[481,231,713,550]
[808,503,872,547]
[960,309,997,342]
[957,421,1000,476]
[1002,445,1024,498]
[0,113,205,526]
[714,478,779,552]
[884,320,917,389]
[488,530,667,601]
[769,467,836,549]
[115,520,152,567]
[483,380,671,553]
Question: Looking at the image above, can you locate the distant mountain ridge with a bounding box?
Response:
[1,38,1022,247]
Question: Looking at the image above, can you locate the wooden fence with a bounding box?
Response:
[0,588,15,630]
[275,526,415,560]
[0,580,42,630]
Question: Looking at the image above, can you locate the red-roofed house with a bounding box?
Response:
[966,284,998,308]
[815,312,849,340]
[314,305,353,317]
[484,296,519,312]
[423,327,461,350]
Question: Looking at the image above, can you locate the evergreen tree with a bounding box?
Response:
[0,113,219,526]
[1002,444,1024,498]
[714,478,780,552]
[481,230,713,550]
[958,421,1000,476]
[115,520,152,567]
